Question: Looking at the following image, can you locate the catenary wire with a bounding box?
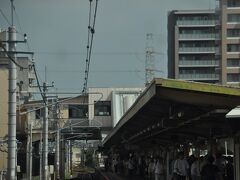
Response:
[0,8,11,26]
[82,0,99,93]
[83,0,93,93]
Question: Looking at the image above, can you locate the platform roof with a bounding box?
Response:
[103,78,240,149]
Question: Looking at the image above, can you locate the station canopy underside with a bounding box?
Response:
[103,78,240,149]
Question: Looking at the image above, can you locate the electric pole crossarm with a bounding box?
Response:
[1,40,27,43]
[6,51,34,55]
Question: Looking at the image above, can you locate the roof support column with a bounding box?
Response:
[234,137,240,180]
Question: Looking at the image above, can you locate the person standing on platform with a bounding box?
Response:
[201,155,223,180]
[128,156,135,177]
[148,158,155,180]
[155,157,164,180]
[173,152,189,180]
[225,156,234,180]
[190,155,198,180]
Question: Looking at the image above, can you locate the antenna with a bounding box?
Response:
[145,33,155,86]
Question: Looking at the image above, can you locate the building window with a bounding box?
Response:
[69,105,88,118]
[227,59,240,67]
[227,74,240,82]
[228,0,240,7]
[227,29,240,37]
[29,78,34,86]
[29,64,33,71]
[227,44,240,52]
[94,101,111,116]
[228,14,240,23]
[35,108,44,119]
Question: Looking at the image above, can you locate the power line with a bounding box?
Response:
[32,63,46,105]
[12,4,32,52]
[82,0,99,93]
[0,43,28,69]
[38,69,144,73]
[13,4,23,34]
[35,51,166,55]
[0,8,11,26]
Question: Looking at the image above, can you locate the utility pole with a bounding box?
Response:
[55,129,60,180]
[70,141,73,177]
[4,1,33,179]
[43,82,48,180]
[26,122,32,180]
[54,97,60,180]
[35,81,53,180]
[39,132,42,180]
[7,0,17,178]
[41,82,53,180]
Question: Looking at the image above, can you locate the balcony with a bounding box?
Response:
[227,1,240,8]
[179,47,217,53]
[179,60,219,67]
[179,33,219,40]
[179,73,219,80]
[177,20,216,26]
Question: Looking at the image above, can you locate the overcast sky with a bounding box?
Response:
[1,0,216,91]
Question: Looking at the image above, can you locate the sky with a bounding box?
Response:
[0,0,216,92]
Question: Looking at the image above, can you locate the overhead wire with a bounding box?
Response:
[12,4,23,34]
[82,0,92,94]
[0,8,11,26]
[0,43,28,69]
[82,0,99,93]
[10,1,43,105]
[38,69,144,73]
[12,4,32,52]
[35,51,166,55]
[32,63,46,105]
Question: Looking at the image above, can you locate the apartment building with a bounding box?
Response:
[168,10,220,83]
[168,1,240,86]
[221,0,240,86]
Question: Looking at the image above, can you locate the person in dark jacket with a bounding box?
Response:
[225,156,234,180]
[201,155,223,180]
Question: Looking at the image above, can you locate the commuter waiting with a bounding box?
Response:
[200,155,223,180]
[173,152,189,180]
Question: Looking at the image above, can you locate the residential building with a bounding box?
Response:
[88,87,143,139]
[168,1,240,86]
[168,10,220,83]
[220,0,240,86]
